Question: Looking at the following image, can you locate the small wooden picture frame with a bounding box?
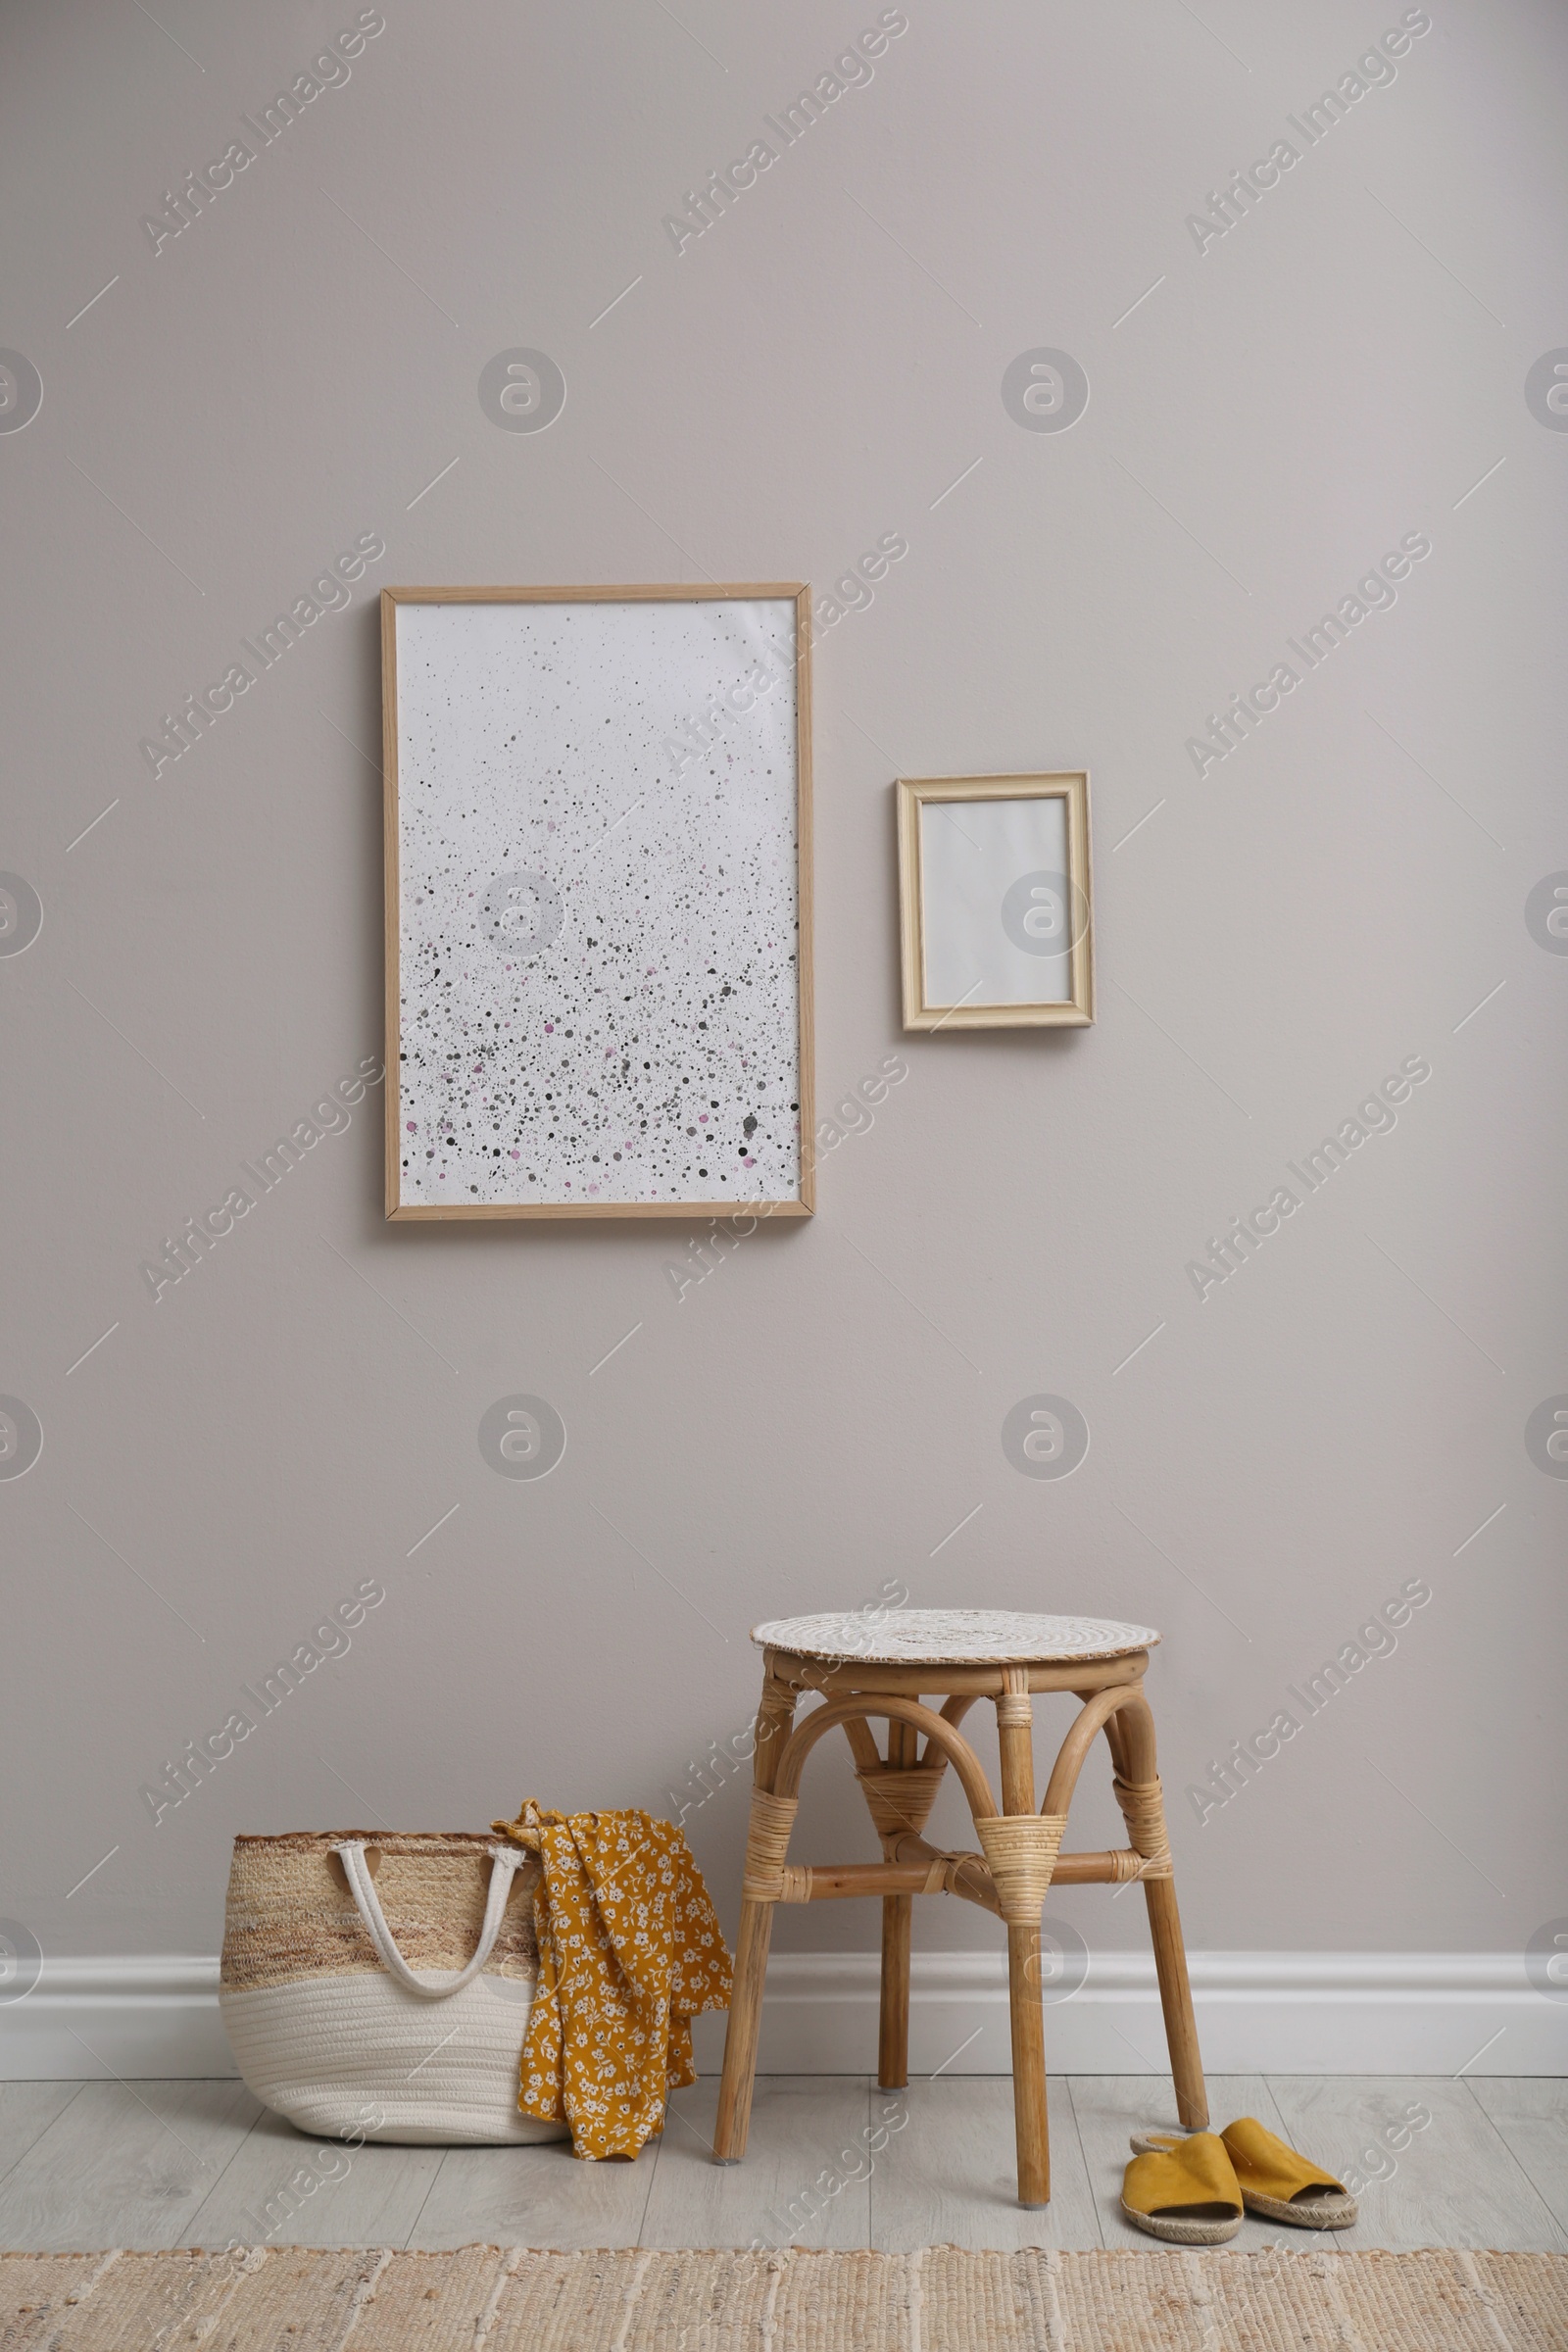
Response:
[897,772,1094,1031]
[381,583,814,1219]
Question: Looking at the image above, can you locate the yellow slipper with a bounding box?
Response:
[1131,2118,1357,2230]
[1120,2132,1245,2244]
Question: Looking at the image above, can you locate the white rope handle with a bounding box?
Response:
[333,1840,523,2000]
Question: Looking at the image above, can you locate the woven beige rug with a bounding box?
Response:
[3,2244,1564,2349]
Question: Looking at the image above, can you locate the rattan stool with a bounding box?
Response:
[712,1608,1207,2207]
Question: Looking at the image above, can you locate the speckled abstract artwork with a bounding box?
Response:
[389,593,807,1214]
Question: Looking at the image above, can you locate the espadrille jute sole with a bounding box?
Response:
[1118,2195,1243,2245]
[1235,2185,1358,2228]
[1130,2133,1358,2230]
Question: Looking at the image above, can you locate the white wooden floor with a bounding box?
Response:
[0,2076,1563,2254]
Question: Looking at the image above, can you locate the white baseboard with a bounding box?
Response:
[5,1958,235,2082]
[693,1950,1568,2080]
[4,1952,1561,2081]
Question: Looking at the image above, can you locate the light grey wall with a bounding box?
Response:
[2,0,1564,1977]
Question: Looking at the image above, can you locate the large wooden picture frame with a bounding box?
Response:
[897,772,1094,1031]
[382,584,814,1219]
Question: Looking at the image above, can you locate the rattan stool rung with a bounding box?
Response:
[711,1609,1207,2208]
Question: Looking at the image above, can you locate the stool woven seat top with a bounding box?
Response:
[750,1607,1160,1664]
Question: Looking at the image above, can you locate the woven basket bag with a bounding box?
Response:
[220,1832,569,2146]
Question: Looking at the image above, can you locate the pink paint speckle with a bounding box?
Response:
[744,1154,756,1167]
[510,1149,520,1159]
[406,1121,416,1132]
[545,1022,555,1033]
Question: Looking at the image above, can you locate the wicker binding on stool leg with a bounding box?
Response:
[1112,1775,1174,1877]
[855,1765,948,1843]
[740,1788,800,1903]
[972,1814,1067,1925]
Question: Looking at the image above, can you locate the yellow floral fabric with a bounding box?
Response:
[492,1800,732,2160]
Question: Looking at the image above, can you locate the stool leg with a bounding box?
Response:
[878,1895,912,2089]
[1006,1925,1050,2206]
[1145,1876,1207,2131]
[877,1719,916,2089]
[713,1676,796,2164]
[1116,1693,1207,2132]
[997,1671,1050,2207]
[714,1897,775,2161]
